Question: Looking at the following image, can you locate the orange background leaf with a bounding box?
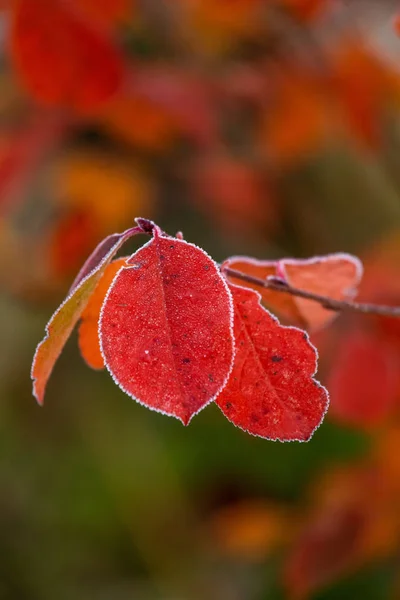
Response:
[31,228,139,404]
[79,257,128,370]
[224,254,362,331]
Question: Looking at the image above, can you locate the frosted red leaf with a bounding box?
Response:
[224,253,362,331]
[10,0,124,111]
[99,231,235,425]
[31,226,141,405]
[0,114,67,217]
[328,329,400,428]
[216,283,329,441]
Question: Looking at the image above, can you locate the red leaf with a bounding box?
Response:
[191,155,276,233]
[224,253,362,331]
[99,231,235,425]
[49,208,96,278]
[0,114,67,216]
[10,0,124,111]
[131,67,217,147]
[216,283,328,441]
[283,465,397,599]
[281,0,332,22]
[394,13,400,36]
[72,0,133,28]
[31,226,141,405]
[328,329,400,428]
[284,499,369,600]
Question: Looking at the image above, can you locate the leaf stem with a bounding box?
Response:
[223,267,400,318]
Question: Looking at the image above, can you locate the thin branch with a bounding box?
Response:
[223,267,400,318]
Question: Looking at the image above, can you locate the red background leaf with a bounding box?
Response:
[10,0,124,111]
[72,0,133,28]
[327,329,400,428]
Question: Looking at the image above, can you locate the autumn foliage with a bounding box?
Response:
[3,0,400,598]
[32,219,336,441]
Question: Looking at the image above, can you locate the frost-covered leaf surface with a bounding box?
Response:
[216,283,329,441]
[99,232,235,425]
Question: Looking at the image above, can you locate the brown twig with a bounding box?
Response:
[223,267,400,318]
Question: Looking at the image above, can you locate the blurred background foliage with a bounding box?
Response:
[1,0,400,598]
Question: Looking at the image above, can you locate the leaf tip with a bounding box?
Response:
[34,392,44,407]
[135,217,157,234]
[31,376,44,406]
